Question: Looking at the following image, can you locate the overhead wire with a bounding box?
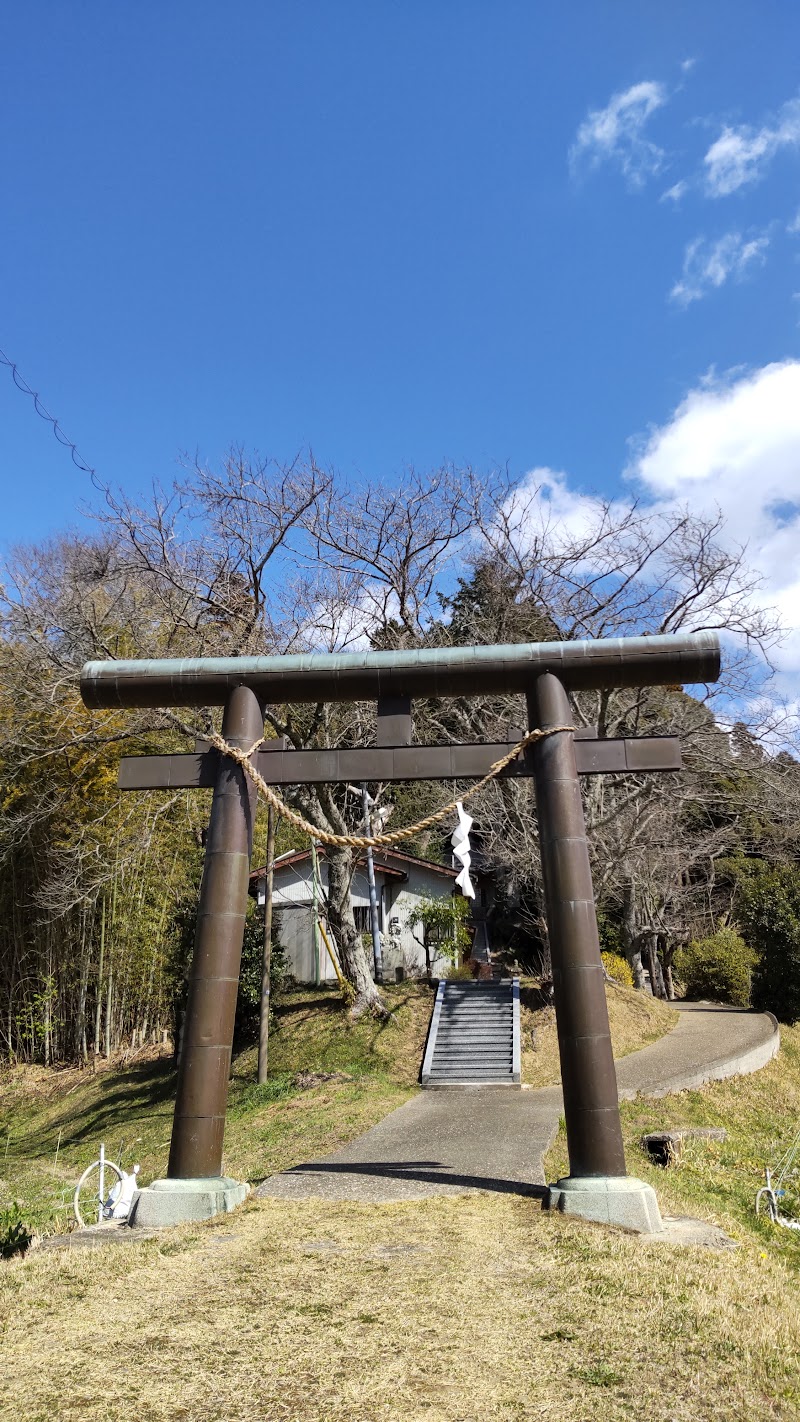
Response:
[0,345,100,488]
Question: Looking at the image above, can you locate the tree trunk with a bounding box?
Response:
[537,926,552,985]
[326,846,387,1017]
[257,804,276,1085]
[43,990,51,1068]
[75,904,91,1063]
[643,932,667,999]
[622,881,647,990]
[94,895,105,1059]
[104,970,113,1058]
[629,946,646,991]
[659,933,676,1000]
[43,929,53,1068]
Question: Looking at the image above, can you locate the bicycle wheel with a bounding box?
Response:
[73,1158,124,1229]
[755,1186,779,1223]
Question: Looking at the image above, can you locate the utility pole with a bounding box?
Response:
[94,894,106,1061]
[310,840,321,986]
[361,783,383,983]
[257,803,276,1086]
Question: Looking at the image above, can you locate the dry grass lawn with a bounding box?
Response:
[2,1190,800,1422]
[6,984,794,1420]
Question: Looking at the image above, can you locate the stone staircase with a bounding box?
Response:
[420,978,521,1087]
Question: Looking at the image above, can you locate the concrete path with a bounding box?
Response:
[615,1001,779,1099]
[257,1089,558,1202]
[255,1001,779,1205]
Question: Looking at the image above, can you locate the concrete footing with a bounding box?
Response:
[546,1175,663,1233]
[128,1176,250,1229]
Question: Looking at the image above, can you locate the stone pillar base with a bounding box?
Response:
[128,1177,250,1229]
[546,1176,663,1234]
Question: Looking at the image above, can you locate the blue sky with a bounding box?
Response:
[2,4,800,671]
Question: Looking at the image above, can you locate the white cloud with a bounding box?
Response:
[292,581,403,653]
[680,57,697,75]
[661,179,688,204]
[503,468,604,551]
[788,208,800,235]
[570,81,669,187]
[628,361,800,674]
[507,364,800,697]
[703,97,800,197]
[670,231,769,306]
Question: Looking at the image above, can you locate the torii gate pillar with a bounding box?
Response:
[169,683,263,1178]
[132,685,263,1227]
[529,673,662,1232]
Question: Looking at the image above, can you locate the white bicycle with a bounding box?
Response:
[755,1134,800,1233]
[73,1143,140,1228]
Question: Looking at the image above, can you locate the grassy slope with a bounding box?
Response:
[0,983,433,1237]
[547,1019,800,1268]
[3,993,800,1419]
[521,980,677,1088]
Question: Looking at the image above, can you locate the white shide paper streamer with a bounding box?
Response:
[451,801,475,899]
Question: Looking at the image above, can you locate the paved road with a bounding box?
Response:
[255,1002,778,1205]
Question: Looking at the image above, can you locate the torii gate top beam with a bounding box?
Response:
[81,631,720,709]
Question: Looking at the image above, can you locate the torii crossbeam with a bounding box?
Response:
[81,631,720,1232]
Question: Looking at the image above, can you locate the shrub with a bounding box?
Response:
[675,928,756,1008]
[447,963,475,981]
[734,861,800,1022]
[406,895,472,964]
[597,912,625,959]
[235,903,289,1045]
[601,951,634,988]
[0,1202,33,1259]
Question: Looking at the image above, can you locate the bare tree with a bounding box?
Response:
[429,484,789,984]
[4,453,793,1053]
[261,464,497,1011]
[93,456,495,1015]
[304,463,488,647]
[101,448,331,657]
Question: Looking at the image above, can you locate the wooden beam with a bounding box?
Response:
[119,752,215,790]
[118,735,681,791]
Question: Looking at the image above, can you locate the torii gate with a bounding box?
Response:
[81,630,720,1231]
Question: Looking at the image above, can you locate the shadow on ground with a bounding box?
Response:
[13,1058,176,1155]
[256,1160,548,1198]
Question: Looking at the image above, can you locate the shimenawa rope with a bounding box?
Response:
[195,722,574,850]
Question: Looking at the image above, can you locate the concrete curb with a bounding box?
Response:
[419,980,445,1085]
